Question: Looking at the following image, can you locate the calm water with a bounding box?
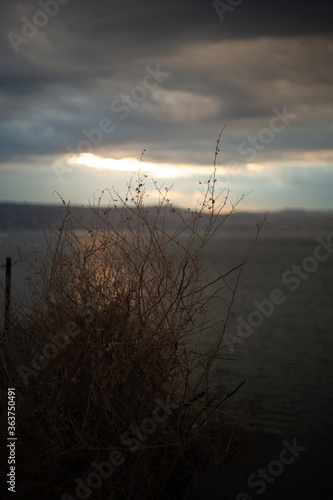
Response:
[1,229,332,434]
[204,230,333,434]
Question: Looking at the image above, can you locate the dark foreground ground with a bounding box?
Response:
[190,426,333,500]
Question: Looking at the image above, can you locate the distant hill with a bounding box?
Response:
[0,203,332,232]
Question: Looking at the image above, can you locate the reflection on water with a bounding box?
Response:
[1,229,332,434]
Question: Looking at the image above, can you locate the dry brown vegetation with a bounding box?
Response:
[0,136,265,499]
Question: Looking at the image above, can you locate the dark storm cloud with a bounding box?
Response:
[2,0,333,70]
[4,0,331,43]
[0,0,333,165]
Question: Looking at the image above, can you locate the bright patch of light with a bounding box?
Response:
[247,163,264,172]
[67,153,213,179]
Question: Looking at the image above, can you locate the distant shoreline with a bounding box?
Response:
[1,203,333,232]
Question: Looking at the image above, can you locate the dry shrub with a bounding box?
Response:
[0,136,265,499]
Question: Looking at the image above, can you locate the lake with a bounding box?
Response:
[1,228,332,435]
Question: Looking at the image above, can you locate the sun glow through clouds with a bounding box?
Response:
[67,153,213,179]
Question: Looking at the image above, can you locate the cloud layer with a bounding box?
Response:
[0,0,332,210]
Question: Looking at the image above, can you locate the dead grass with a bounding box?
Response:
[0,134,266,499]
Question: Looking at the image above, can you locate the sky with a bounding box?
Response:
[0,0,333,212]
